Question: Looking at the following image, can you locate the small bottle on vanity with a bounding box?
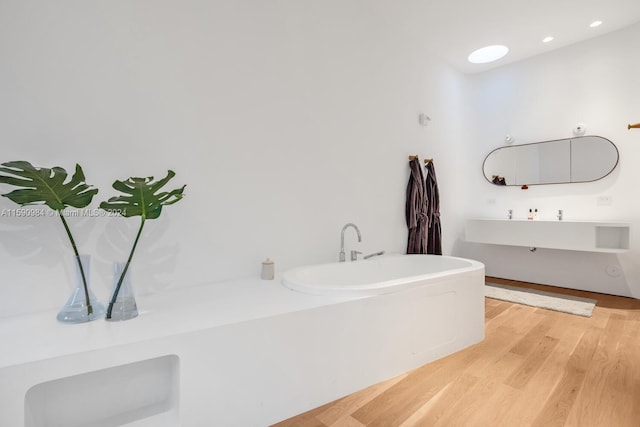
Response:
[534,209,539,220]
[528,209,533,220]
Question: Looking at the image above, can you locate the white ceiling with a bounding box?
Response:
[418,0,640,74]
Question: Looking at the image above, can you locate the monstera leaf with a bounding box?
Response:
[100,170,185,319]
[0,161,99,316]
[99,170,185,220]
[0,161,98,210]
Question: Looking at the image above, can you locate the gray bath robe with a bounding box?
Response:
[406,158,428,254]
[425,161,442,255]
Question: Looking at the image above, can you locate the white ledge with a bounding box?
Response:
[0,277,356,370]
[0,270,484,426]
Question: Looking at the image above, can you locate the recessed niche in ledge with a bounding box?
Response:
[25,354,179,427]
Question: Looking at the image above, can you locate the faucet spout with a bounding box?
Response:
[339,223,362,262]
[364,250,385,260]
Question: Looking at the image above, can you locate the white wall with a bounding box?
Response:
[5,2,635,320]
[456,23,640,298]
[0,1,468,317]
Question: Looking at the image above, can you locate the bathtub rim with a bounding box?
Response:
[282,253,485,297]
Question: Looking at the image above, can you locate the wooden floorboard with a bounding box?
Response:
[272,277,640,427]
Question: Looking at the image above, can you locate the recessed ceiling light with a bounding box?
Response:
[590,20,602,28]
[542,36,554,43]
[467,45,509,64]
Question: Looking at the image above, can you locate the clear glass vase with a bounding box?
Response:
[57,255,105,323]
[105,262,138,321]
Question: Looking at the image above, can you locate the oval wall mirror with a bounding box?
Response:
[483,135,619,186]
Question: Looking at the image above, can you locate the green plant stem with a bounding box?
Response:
[106,217,145,319]
[58,213,93,316]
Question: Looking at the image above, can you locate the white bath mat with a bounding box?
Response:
[485,282,597,317]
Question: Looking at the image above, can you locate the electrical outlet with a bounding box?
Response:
[597,196,612,206]
[605,265,622,278]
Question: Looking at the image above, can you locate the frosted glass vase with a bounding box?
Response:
[106,262,138,321]
[56,255,105,323]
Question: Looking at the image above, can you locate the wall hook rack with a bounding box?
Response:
[628,122,640,129]
[408,155,433,163]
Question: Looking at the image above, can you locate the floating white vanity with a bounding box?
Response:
[465,219,631,252]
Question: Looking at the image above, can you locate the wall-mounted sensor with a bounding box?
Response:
[418,113,431,126]
[504,134,514,144]
[573,123,586,135]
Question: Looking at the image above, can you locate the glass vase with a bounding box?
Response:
[57,255,105,323]
[106,262,138,321]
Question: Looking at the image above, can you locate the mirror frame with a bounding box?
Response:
[482,135,619,186]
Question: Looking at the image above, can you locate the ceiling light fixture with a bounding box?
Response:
[590,20,602,28]
[467,45,509,64]
[542,36,554,43]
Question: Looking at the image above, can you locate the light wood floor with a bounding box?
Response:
[273,277,640,427]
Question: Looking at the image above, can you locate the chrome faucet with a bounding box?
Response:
[339,223,361,262]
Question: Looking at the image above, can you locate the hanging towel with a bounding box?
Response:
[425,161,442,255]
[405,158,428,254]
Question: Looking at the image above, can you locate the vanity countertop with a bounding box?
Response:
[465,218,630,252]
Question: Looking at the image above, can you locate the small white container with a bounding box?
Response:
[261,258,275,280]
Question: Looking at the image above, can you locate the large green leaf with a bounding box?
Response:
[100,170,185,320]
[0,161,98,211]
[0,161,99,317]
[99,170,185,220]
